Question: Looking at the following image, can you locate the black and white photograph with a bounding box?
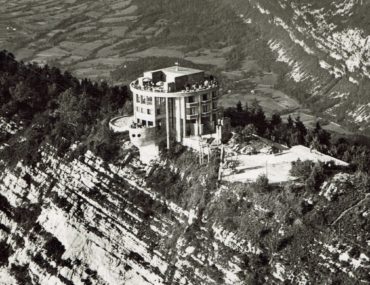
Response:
[0,0,369,284]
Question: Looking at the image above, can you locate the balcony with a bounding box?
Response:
[186,113,198,120]
[130,81,218,96]
[186,101,198,107]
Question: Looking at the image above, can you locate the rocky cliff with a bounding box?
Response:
[0,119,369,284]
[231,0,370,131]
[0,122,247,284]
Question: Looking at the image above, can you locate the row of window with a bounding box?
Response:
[136,106,162,115]
[188,91,217,103]
[136,103,217,116]
[187,102,217,114]
[135,92,217,106]
[136,94,166,105]
[137,118,162,127]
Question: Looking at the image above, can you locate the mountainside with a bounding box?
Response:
[0,53,370,284]
[1,1,370,284]
[2,0,369,133]
[229,0,370,131]
[1,120,370,285]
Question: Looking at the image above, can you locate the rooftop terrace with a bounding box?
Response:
[131,65,218,94]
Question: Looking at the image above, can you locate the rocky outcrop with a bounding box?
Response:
[0,140,248,284]
[235,0,370,130]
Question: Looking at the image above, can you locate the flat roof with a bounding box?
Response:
[149,66,204,76]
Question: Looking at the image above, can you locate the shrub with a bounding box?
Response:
[44,237,65,261]
[276,235,294,251]
[13,204,41,232]
[254,174,270,192]
[10,264,32,284]
[290,159,314,180]
[305,164,326,192]
[0,241,13,266]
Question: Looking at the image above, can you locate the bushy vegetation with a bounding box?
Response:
[224,100,370,174]
[0,241,13,266]
[146,144,219,210]
[44,237,65,262]
[0,50,129,165]
[290,160,327,192]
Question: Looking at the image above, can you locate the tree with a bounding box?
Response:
[236,100,243,112]
[254,174,270,192]
[244,102,249,112]
[287,115,294,128]
[57,88,81,125]
[250,98,260,116]
[270,113,282,127]
[290,159,314,180]
[314,122,331,150]
[305,164,325,192]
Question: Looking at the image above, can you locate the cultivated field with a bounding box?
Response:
[0,0,352,135]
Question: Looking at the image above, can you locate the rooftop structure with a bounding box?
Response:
[131,65,218,94]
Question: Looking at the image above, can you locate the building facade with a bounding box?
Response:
[129,66,220,151]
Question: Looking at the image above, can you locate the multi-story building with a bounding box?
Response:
[129,66,221,157]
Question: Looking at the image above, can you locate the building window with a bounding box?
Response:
[136,94,140,103]
[147,97,153,105]
[202,94,208,101]
[188,96,194,103]
[202,104,209,113]
[141,95,146,104]
[137,134,141,137]
[212,101,217,109]
[132,134,136,137]
[212,91,217,98]
[188,107,197,115]
[148,121,153,126]
[147,109,152,115]
[157,108,161,115]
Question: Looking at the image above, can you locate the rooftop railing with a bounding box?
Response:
[130,79,218,94]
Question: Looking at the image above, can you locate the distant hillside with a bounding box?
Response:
[227,0,370,132]
[1,0,370,134]
[1,47,370,285]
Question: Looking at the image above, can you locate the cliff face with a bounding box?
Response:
[232,0,370,130]
[0,125,246,284]
[1,119,369,285]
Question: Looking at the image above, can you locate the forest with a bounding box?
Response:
[0,50,129,165]
[1,49,370,175]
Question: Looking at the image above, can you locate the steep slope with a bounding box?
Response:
[1,116,370,284]
[0,56,370,283]
[0,136,247,284]
[229,0,370,131]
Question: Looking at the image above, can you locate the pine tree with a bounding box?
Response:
[236,101,242,112]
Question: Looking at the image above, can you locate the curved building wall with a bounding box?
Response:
[129,126,165,147]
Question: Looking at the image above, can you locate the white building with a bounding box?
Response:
[128,66,227,162]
